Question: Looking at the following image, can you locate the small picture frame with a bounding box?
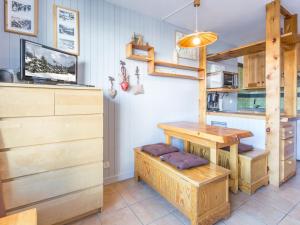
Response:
[4,0,39,36]
[175,31,199,61]
[53,5,80,56]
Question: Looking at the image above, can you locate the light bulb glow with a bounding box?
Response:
[192,37,201,45]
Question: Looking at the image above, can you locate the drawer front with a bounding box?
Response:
[8,186,103,225]
[0,138,103,180]
[0,114,103,149]
[3,163,103,210]
[280,124,295,139]
[280,138,295,160]
[55,89,103,115]
[280,157,296,182]
[0,87,54,118]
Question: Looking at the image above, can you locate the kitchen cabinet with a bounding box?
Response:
[243,51,284,89]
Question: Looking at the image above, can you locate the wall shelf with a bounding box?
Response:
[149,71,200,80]
[207,88,239,93]
[126,42,201,81]
[154,60,203,72]
[126,43,154,62]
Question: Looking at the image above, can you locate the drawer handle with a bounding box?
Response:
[289,141,293,144]
[288,131,293,134]
[287,161,293,165]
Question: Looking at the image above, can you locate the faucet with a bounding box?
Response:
[254,99,261,109]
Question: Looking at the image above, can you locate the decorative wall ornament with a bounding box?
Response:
[131,33,145,46]
[54,5,80,56]
[133,66,144,95]
[119,60,130,91]
[108,76,117,99]
[175,31,199,60]
[4,0,39,36]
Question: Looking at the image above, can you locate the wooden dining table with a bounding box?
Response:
[158,121,253,193]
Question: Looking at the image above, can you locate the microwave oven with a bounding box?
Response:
[207,71,238,89]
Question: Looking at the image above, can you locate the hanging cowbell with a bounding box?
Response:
[119,60,130,91]
[108,76,117,99]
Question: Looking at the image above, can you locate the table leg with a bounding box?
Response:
[165,134,172,145]
[184,140,190,153]
[210,143,219,164]
[229,143,239,193]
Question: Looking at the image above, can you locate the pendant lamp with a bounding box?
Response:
[177,0,218,48]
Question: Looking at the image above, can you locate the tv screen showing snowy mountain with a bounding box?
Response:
[22,40,77,83]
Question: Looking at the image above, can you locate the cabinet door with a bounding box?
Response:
[243,52,265,89]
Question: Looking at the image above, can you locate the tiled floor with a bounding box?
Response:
[70,162,300,225]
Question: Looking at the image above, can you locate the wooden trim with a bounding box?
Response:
[265,0,281,187]
[4,0,39,36]
[199,47,207,125]
[154,60,201,72]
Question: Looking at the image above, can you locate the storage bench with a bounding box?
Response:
[134,148,231,225]
[190,144,269,195]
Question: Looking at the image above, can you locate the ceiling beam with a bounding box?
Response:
[207,32,300,61]
[280,5,292,18]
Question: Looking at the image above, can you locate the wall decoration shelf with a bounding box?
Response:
[126,43,154,62]
[126,42,202,80]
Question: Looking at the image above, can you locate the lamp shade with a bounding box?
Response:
[177,31,218,48]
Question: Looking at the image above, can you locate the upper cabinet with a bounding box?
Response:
[243,52,266,89]
[243,51,284,89]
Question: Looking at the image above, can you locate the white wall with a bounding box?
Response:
[0,0,236,184]
[207,115,266,150]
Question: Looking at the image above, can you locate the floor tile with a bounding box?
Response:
[130,196,175,224]
[104,183,118,195]
[102,191,127,214]
[223,210,266,225]
[251,188,295,213]
[287,203,300,221]
[279,216,300,225]
[120,182,158,205]
[172,209,190,225]
[99,207,141,225]
[230,192,251,211]
[238,198,285,224]
[68,214,101,225]
[149,213,184,225]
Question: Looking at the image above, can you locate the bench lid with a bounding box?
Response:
[136,149,230,187]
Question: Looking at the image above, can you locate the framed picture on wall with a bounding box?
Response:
[53,5,80,56]
[175,31,199,61]
[4,0,39,36]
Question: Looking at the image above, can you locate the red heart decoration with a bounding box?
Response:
[121,81,129,91]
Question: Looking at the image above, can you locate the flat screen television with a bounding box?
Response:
[20,39,77,84]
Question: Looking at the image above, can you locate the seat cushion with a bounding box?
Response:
[141,143,179,157]
[222,143,253,153]
[160,152,209,170]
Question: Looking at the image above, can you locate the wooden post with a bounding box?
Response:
[265,0,281,187]
[199,47,207,125]
[183,140,191,153]
[229,144,239,193]
[165,134,172,145]
[283,14,298,116]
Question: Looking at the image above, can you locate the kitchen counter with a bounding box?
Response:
[207,111,300,122]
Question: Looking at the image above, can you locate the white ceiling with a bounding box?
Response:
[105,0,300,48]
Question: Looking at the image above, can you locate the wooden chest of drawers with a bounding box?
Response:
[0,83,103,225]
[280,122,297,183]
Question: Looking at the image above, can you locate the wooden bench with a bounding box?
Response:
[134,148,231,225]
[190,143,269,194]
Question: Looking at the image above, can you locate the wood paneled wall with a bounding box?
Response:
[0,0,234,183]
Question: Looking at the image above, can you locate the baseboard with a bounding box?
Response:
[104,170,134,185]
